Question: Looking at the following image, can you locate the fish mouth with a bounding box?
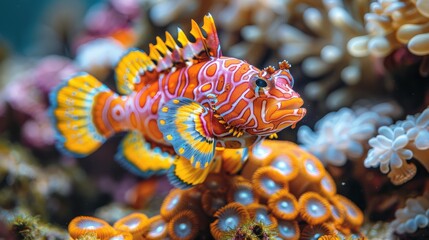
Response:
[267,97,306,123]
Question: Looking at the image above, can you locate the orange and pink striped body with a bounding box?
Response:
[93,56,304,150]
[49,14,306,183]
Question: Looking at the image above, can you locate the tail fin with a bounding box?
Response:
[49,73,113,157]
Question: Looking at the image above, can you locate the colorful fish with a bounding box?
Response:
[49,14,306,187]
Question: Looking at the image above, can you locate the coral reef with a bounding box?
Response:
[365,107,429,185]
[298,101,402,166]
[390,191,429,239]
[66,141,365,239]
[1,0,429,239]
[348,0,429,58]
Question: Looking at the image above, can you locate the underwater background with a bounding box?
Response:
[0,0,428,239]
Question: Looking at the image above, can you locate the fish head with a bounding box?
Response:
[215,60,306,136]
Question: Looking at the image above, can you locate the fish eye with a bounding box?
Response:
[255,78,268,88]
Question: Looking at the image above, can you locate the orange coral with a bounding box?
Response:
[252,166,287,199]
[112,213,148,239]
[68,216,116,239]
[298,192,332,225]
[160,188,188,220]
[67,140,365,239]
[210,202,250,239]
[167,210,199,240]
[268,189,299,220]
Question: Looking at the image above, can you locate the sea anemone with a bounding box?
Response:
[246,203,278,229]
[210,202,250,239]
[289,153,326,196]
[298,192,332,225]
[144,215,168,240]
[112,213,148,239]
[334,195,365,231]
[65,140,365,239]
[268,189,299,220]
[68,216,116,239]
[160,189,188,220]
[252,166,287,199]
[167,210,199,240]
[263,151,299,181]
[276,219,300,240]
[327,197,346,227]
[227,181,258,206]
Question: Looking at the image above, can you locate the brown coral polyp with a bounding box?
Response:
[167,210,199,240]
[201,190,227,215]
[227,181,258,206]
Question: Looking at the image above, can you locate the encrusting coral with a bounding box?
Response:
[67,140,365,240]
[364,107,429,185]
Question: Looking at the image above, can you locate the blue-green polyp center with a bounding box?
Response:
[272,156,292,175]
[167,195,180,210]
[124,217,140,229]
[278,199,294,213]
[261,177,280,194]
[78,220,103,229]
[305,159,320,176]
[255,209,271,225]
[234,188,253,205]
[278,220,296,237]
[174,219,192,238]
[219,210,240,231]
[307,199,326,217]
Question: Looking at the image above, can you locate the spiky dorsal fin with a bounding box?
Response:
[153,13,222,71]
[114,14,222,95]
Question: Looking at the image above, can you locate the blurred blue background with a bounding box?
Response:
[0,0,100,54]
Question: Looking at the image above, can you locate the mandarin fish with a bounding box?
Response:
[49,14,306,187]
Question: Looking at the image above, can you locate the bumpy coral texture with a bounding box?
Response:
[67,140,365,240]
[348,0,429,57]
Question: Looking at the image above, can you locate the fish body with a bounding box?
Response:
[50,14,306,186]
